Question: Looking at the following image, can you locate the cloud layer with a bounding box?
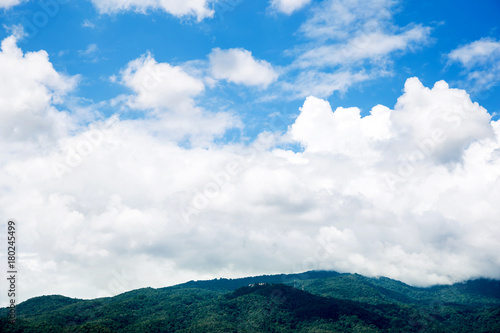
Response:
[1,32,499,306]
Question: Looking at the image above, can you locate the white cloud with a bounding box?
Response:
[390,78,493,163]
[289,96,393,157]
[290,78,493,163]
[209,48,278,88]
[448,38,500,91]
[119,52,205,111]
[2,69,500,306]
[284,78,499,285]
[114,52,241,146]
[270,0,311,14]
[90,0,214,21]
[448,38,500,67]
[0,34,77,144]
[0,0,22,9]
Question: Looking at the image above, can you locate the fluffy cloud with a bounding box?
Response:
[389,78,493,163]
[270,0,311,14]
[115,52,239,145]
[90,0,214,21]
[119,52,205,111]
[209,48,278,88]
[291,78,493,164]
[448,38,500,91]
[0,34,77,144]
[284,78,499,285]
[289,96,393,157]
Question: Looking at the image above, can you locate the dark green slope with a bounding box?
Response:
[1,271,499,332]
[225,284,393,329]
[14,295,82,317]
[168,270,340,292]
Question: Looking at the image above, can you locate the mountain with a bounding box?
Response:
[1,271,499,332]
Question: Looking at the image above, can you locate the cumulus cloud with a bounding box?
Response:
[289,96,393,157]
[114,52,240,146]
[284,78,499,285]
[119,52,205,111]
[270,0,311,14]
[389,78,493,163]
[90,0,214,21]
[0,35,244,305]
[0,34,77,144]
[2,47,500,308]
[290,78,493,165]
[209,48,278,88]
[448,38,500,91]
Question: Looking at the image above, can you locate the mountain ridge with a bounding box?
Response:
[2,271,499,332]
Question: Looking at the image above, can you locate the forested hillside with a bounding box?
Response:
[1,271,499,332]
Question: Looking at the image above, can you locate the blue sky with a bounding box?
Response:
[2,0,499,133]
[1,0,500,304]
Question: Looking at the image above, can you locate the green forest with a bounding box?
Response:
[1,271,499,332]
